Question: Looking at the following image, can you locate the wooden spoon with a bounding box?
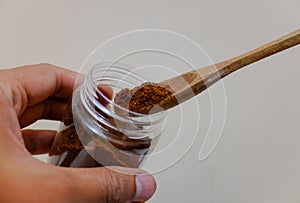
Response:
[115,29,300,114]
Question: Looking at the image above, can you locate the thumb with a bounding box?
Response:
[65,166,156,203]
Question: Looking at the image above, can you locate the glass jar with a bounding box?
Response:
[48,63,167,168]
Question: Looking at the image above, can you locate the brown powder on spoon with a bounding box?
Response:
[114,82,174,114]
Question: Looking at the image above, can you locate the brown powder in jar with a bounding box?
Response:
[114,82,174,114]
[49,125,83,156]
[49,83,172,168]
[49,85,152,168]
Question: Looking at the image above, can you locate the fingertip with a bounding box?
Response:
[22,129,56,155]
[134,173,157,202]
[97,85,114,100]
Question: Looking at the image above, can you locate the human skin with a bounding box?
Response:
[0,64,155,203]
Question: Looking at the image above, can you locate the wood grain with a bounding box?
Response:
[154,29,300,112]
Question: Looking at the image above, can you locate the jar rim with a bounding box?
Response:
[91,61,166,115]
[77,61,167,139]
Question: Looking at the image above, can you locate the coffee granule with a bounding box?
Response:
[114,82,173,114]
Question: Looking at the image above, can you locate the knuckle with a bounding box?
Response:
[38,63,55,68]
[105,171,127,203]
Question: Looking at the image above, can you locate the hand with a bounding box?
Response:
[0,64,156,203]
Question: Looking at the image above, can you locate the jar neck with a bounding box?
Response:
[78,62,167,139]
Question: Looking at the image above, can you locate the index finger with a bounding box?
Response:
[9,63,79,107]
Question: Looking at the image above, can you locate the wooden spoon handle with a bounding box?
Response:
[162,29,300,92]
[158,29,300,112]
[217,29,300,78]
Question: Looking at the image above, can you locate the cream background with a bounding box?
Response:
[1,1,300,202]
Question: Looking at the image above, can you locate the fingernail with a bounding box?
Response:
[134,174,156,202]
